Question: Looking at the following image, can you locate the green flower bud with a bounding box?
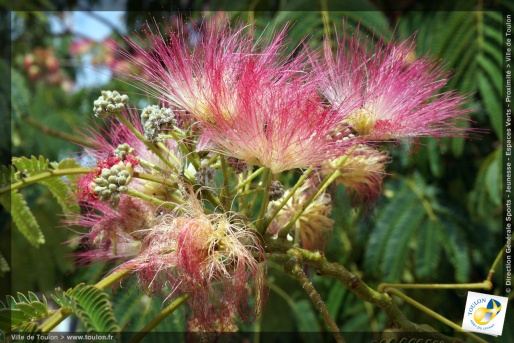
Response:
[93,90,129,119]
[91,161,134,207]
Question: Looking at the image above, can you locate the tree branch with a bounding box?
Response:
[268,246,467,343]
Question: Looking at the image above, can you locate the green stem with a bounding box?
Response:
[407,179,437,221]
[379,244,502,293]
[488,242,507,282]
[137,158,169,175]
[127,189,183,208]
[38,308,75,333]
[167,127,200,170]
[197,186,223,211]
[385,288,489,343]
[293,221,301,247]
[268,281,296,306]
[378,281,492,293]
[320,0,331,49]
[206,153,219,166]
[231,167,265,195]
[279,168,341,237]
[247,0,260,24]
[156,141,181,166]
[40,268,132,333]
[264,167,314,228]
[133,171,177,188]
[287,257,345,343]
[235,187,264,198]
[256,169,272,234]
[2,168,92,194]
[128,294,190,343]
[95,267,132,290]
[253,312,262,343]
[279,147,358,236]
[238,170,249,215]
[114,113,178,172]
[220,155,230,207]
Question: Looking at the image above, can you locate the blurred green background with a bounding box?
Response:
[1,0,512,341]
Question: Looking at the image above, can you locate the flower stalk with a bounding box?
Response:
[264,167,314,228]
[219,155,230,207]
[113,112,179,171]
[2,168,92,194]
[128,294,191,343]
[257,169,272,233]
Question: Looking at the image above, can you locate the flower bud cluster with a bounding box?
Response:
[195,165,216,187]
[92,161,133,206]
[114,143,135,160]
[93,90,129,119]
[227,157,248,174]
[141,105,177,142]
[268,180,284,201]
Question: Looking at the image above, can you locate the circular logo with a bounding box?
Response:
[473,299,502,325]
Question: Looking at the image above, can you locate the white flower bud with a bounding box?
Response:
[93,90,130,119]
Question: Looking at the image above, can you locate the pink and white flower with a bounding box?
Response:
[126,190,267,329]
[118,17,360,173]
[267,179,334,251]
[322,144,389,203]
[319,29,470,140]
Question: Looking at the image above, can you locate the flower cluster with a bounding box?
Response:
[120,20,360,174]
[76,105,181,204]
[127,191,266,326]
[118,19,469,174]
[71,15,473,333]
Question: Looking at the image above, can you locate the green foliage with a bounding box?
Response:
[325,279,348,320]
[0,284,121,333]
[11,155,50,175]
[0,251,9,277]
[364,181,417,279]
[2,4,507,340]
[38,177,80,214]
[51,158,84,184]
[230,0,391,57]
[6,323,46,343]
[1,191,45,247]
[1,155,80,249]
[364,176,473,283]
[11,67,31,121]
[53,284,120,333]
[414,221,441,279]
[0,292,50,332]
[0,165,19,186]
[111,283,186,334]
[292,300,322,336]
[469,147,502,222]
